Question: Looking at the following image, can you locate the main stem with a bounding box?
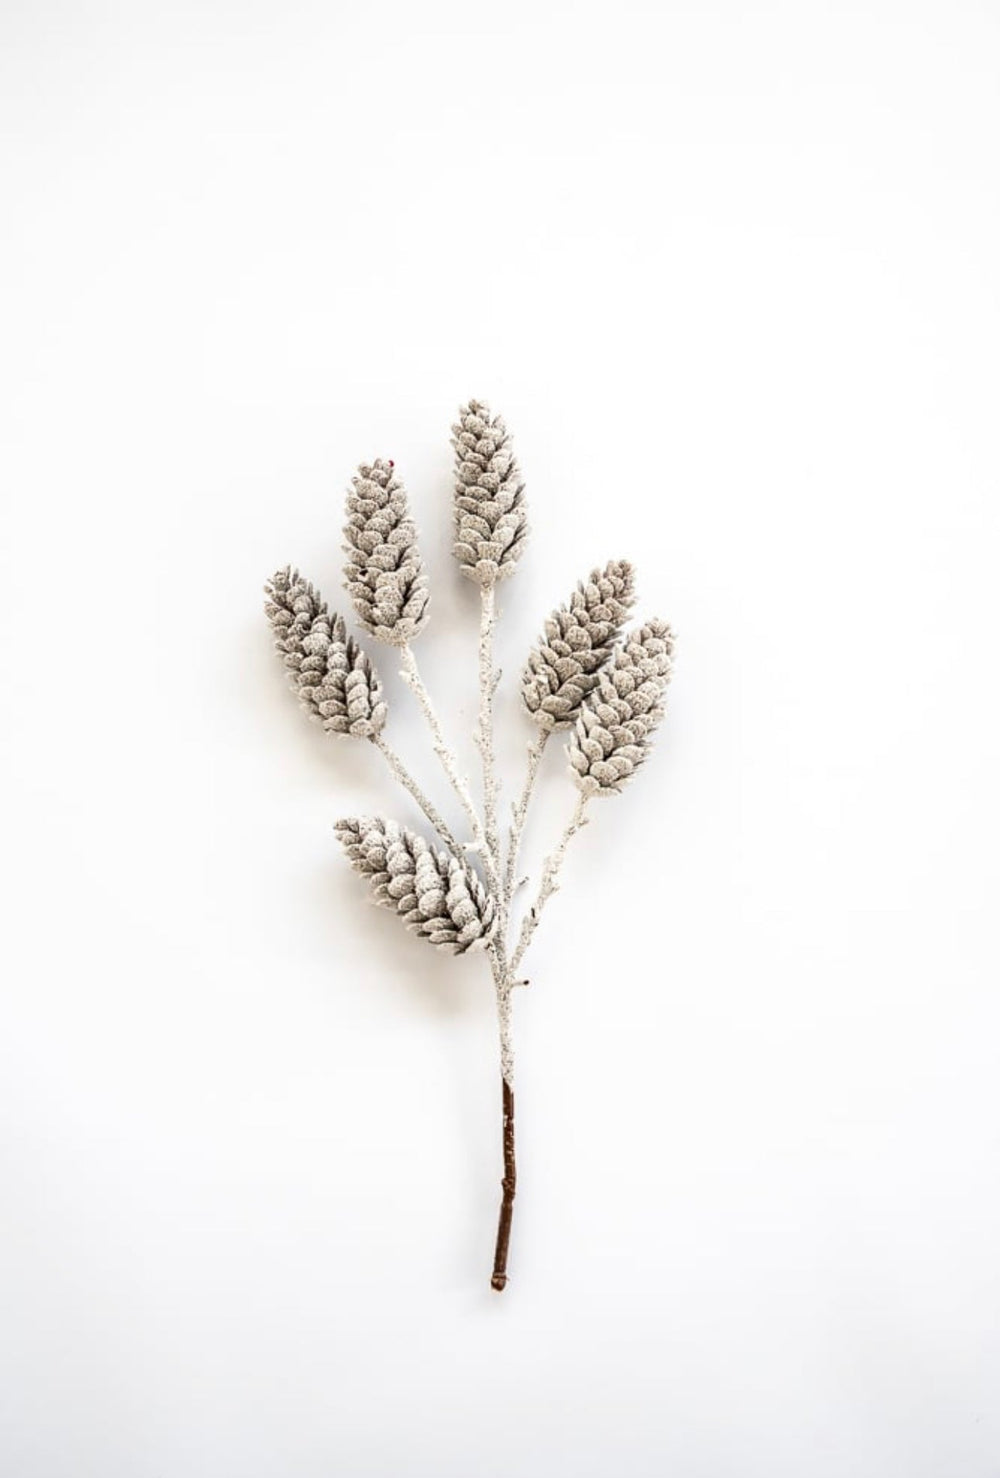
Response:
[478,582,518,1290]
[490,1067,516,1292]
[478,584,501,893]
[490,973,515,1291]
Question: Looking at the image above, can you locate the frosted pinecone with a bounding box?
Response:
[452,400,527,585]
[264,565,325,669]
[264,567,387,738]
[335,817,498,954]
[522,560,636,730]
[343,459,430,646]
[568,619,674,795]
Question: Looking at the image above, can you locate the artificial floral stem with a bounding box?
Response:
[511,790,590,974]
[490,1068,516,1292]
[399,644,490,866]
[371,732,464,862]
[503,727,550,904]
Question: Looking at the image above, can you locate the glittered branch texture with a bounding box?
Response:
[262,399,677,1292]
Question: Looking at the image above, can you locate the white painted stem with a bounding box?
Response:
[477,585,501,882]
[398,644,489,865]
[511,790,590,975]
[371,732,463,862]
[495,976,514,1085]
[398,639,510,992]
[503,727,550,905]
[476,585,508,995]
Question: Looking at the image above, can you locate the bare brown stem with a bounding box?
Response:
[490,1076,516,1292]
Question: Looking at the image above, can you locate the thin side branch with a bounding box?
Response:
[511,790,590,974]
[503,727,550,904]
[399,644,490,865]
[371,732,464,862]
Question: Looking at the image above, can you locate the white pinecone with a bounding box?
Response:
[521,559,636,730]
[343,459,430,646]
[568,619,675,795]
[264,565,325,671]
[451,399,527,586]
[335,817,498,954]
[264,567,387,738]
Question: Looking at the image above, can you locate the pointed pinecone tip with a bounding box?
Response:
[452,398,527,587]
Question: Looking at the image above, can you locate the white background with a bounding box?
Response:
[2,3,999,1474]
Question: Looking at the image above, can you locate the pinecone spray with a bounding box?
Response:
[263,401,676,1292]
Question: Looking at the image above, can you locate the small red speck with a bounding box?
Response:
[387,459,394,467]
